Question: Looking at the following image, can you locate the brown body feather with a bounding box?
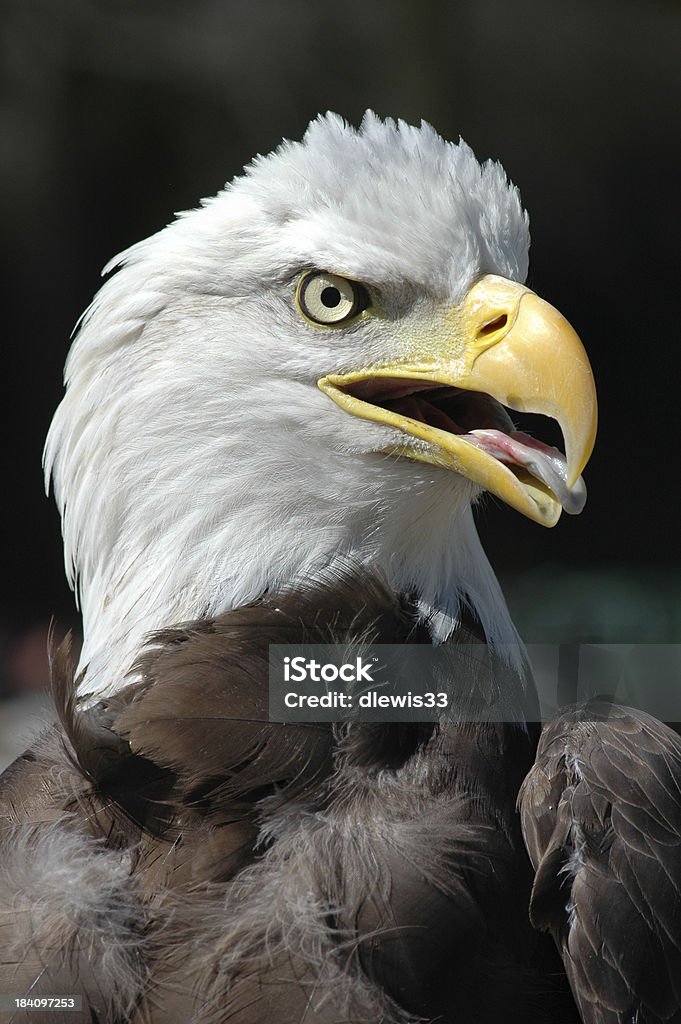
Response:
[520,701,681,1024]
[1,574,576,1023]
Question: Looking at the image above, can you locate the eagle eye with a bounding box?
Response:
[296,272,369,325]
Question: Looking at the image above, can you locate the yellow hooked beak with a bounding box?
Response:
[318,275,597,527]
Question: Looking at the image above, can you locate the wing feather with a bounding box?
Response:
[520,701,681,1024]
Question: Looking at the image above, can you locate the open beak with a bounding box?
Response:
[318,275,597,527]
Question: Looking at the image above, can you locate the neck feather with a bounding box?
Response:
[66,476,518,698]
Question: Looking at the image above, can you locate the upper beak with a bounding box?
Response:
[318,275,598,527]
[458,276,596,489]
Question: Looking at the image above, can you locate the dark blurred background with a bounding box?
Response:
[2,0,680,762]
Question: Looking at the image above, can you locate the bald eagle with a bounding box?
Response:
[1,113,680,1024]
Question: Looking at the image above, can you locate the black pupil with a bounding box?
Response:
[321,286,342,308]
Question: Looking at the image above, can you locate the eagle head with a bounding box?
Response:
[45,112,597,696]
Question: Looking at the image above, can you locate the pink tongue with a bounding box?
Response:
[467,429,587,515]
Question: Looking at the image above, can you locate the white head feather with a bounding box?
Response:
[44,112,530,697]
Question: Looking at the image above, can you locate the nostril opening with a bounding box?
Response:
[478,313,508,338]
